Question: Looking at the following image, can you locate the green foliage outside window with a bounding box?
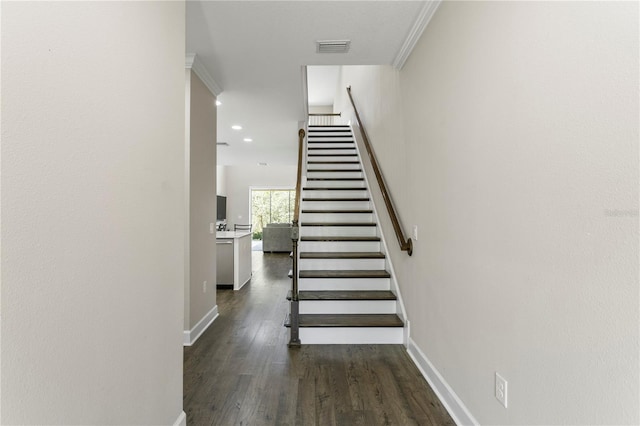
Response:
[251,189,294,239]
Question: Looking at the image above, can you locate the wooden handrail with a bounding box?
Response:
[346,86,412,256]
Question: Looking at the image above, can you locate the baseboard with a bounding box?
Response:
[183,305,219,346]
[407,338,479,426]
[173,411,186,426]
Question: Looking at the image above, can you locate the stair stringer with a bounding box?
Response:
[347,124,410,346]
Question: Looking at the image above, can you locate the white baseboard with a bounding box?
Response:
[407,338,479,426]
[173,411,186,426]
[183,305,219,346]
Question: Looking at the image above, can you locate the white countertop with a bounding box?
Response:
[216,231,252,239]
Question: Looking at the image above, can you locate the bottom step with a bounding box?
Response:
[284,313,404,344]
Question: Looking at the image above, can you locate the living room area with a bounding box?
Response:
[217,164,296,253]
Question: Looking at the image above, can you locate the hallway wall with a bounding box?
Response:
[185,70,218,335]
[1,2,186,424]
[334,2,639,425]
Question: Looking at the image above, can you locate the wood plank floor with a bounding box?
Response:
[183,252,455,426]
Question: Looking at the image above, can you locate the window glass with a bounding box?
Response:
[251,189,294,239]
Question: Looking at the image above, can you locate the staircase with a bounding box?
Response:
[286,124,405,344]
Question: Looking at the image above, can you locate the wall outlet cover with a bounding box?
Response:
[495,372,508,408]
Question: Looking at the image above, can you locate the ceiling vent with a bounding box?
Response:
[216,142,229,146]
[316,40,351,54]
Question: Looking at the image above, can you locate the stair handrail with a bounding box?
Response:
[288,128,305,347]
[346,86,413,256]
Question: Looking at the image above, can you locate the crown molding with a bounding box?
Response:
[392,0,441,70]
[185,53,223,97]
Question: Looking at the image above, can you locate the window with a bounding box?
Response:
[251,189,295,239]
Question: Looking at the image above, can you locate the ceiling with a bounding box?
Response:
[186,1,427,166]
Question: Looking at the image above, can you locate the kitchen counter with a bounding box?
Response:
[216,231,252,290]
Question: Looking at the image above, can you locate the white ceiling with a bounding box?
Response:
[186,0,426,166]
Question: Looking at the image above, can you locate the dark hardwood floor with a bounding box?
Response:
[183,252,455,426]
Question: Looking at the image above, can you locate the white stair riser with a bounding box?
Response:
[309,150,357,158]
[308,127,350,131]
[308,137,352,141]
[301,213,373,222]
[307,155,358,161]
[300,300,396,314]
[300,258,385,270]
[305,180,365,188]
[308,136,353,141]
[307,163,361,170]
[299,327,403,344]
[300,226,378,237]
[307,171,363,179]
[299,277,389,291]
[308,132,352,137]
[308,143,354,149]
[300,226,378,238]
[301,200,370,209]
[302,190,368,199]
[299,241,381,252]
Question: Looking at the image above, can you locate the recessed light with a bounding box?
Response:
[215,100,222,106]
[243,138,253,142]
[231,125,242,130]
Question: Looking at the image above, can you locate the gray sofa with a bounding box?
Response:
[262,223,292,253]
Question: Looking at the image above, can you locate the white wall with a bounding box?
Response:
[217,165,227,196]
[309,105,333,114]
[186,71,217,332]
[1,2,185,424]
[224,165,296,229]
[335,2,639,425]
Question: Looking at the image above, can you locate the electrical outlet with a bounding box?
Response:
[412,225,418,241]
[203,281,207,293]
[495,372,508,408]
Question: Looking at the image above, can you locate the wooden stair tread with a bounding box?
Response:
[302,187,366,191]
[298,290,396,301]
[301,222,376,227]
[286,290,395,301]
[308,125,350,128]
[301,209,373,213]
[285,314,403,328]
[308,154,357,157]
[306,178,364,181]
[300,252,385,259]
[307,169,362,172]
[308,147,355,150]
[308,135,354,138]
[308,161,360,164]
[300,236,380,241]
[299,270,390,278]
[302,198,370,202]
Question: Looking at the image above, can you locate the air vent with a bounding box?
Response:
[216,142,229,146]
[316,40,351,54]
